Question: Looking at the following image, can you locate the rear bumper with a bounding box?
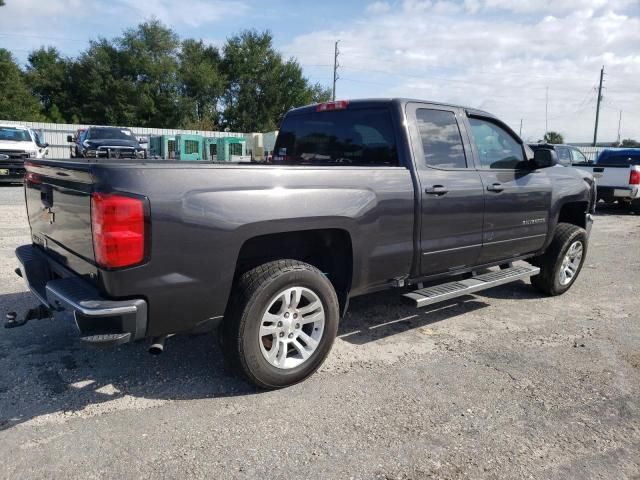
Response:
[15,244,147,342]
[0,164,26,182]
[597,185,639,200]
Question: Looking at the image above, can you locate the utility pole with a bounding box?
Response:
[519,118,523,137]
[332,40,340,101]
[616,110,622,146]
[545,87,549,135]
[593,66,604,146]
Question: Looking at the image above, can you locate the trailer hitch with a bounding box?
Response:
[5,305,52,329]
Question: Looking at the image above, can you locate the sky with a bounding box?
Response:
[1,0,639,142]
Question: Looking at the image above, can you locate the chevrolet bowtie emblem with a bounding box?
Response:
[42,207,55,224]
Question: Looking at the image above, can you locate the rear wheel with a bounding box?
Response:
[530,223,587,296]
[626,200,640,214]
[222,260,339,389]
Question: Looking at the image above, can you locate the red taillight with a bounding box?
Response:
[316,100,349,112]
[25,172,41,184]
[91,193,145,269]
[630,168,640,185]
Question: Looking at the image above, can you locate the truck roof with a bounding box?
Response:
[286,98,495,119]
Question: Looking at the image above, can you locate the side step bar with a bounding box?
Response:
[403,265,540,308]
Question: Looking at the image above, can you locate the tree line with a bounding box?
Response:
[0,20,331,132]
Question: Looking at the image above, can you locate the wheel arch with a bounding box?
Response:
[231,228,354,317]
[556,200,590,229]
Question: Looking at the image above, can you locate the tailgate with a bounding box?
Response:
[591,165,631,187]
[25,161,98,279]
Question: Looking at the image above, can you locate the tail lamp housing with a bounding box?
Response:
[91,192,148,269]
[630,168,640,185]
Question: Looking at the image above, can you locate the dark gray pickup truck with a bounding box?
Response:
[11,99,596,388]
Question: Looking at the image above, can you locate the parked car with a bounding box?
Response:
[574,148,640,210]
[12,99,595,388]
[528,143,589,167]
[67,126,145,159]
[0,124,49,183]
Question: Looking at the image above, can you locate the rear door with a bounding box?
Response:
[464,115,552,264]
[406,103,484,275]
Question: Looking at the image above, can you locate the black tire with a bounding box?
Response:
[626,200,640,214]
[222,260,339,389]
[530,223,587,296]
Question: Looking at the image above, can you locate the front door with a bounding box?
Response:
[406,104,485,276]
[465,116,552,264]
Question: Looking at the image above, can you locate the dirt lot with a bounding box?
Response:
[0,184,638,479]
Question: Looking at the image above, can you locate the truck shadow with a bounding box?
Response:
[0,281,537,431]
[338,289,490,345]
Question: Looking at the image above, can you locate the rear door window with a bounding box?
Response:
[274,107,398,166]
[416,109,467,169]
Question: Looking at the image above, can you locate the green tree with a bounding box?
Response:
[221,30,331,132]
[25,47,71,123]
[68,20,182,127]
[0,48,44,121]
[117,19,182,127]
[7,22,331,130]
[178,39,225,130]
[71,38,134,125]
[621,138,639,147]
[543,131,564,144]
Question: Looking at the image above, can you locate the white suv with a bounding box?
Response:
[0,124,49,183]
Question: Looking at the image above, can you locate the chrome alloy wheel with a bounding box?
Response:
[558,240,583,286]
[259,287,325,369]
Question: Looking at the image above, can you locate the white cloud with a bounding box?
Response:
[283,2,640,141]
[479,0,635,13]
[0,0,248,30]
[367,1,392,14]
[112,0,249,28]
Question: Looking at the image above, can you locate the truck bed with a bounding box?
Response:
[23,158,416,337]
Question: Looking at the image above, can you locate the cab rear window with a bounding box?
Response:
[273,108,398,166]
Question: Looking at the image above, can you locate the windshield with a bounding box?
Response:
[87,128,136,141]
[0,127,33,142]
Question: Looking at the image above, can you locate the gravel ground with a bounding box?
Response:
[0,184,638,479]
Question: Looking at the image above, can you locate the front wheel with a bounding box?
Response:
[530,223,588,296]
[222,260,339,389]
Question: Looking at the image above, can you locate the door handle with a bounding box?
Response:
[486,183,504,193]
[424,185,449,195]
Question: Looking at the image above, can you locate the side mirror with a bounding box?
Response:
[67,135,74,143]
[533,148,558,169]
